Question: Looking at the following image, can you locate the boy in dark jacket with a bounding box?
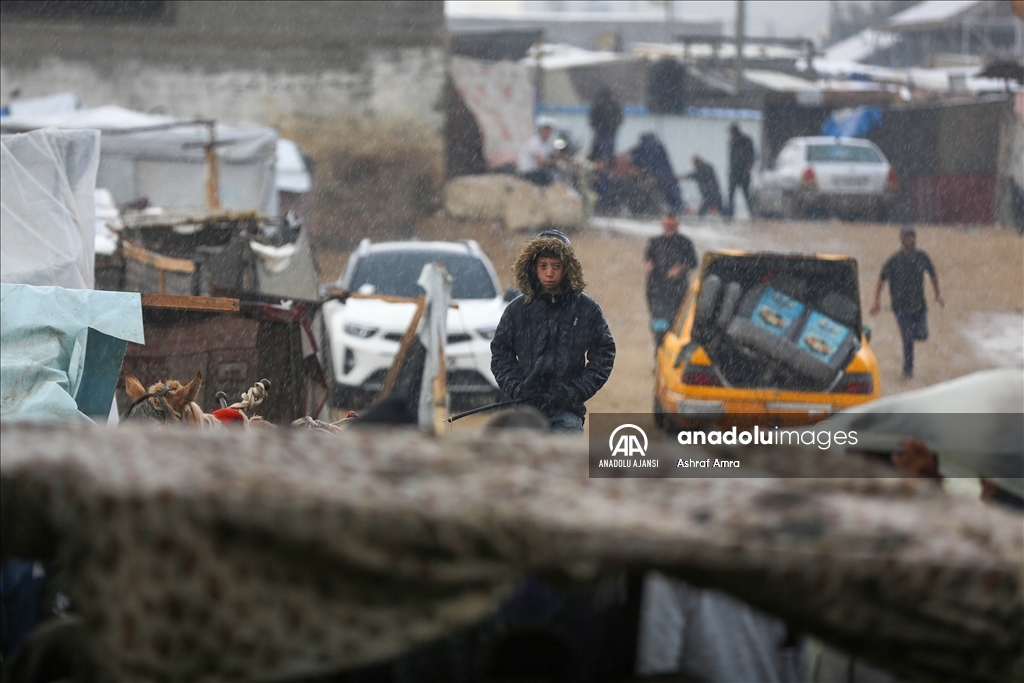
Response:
[491,230,616,432]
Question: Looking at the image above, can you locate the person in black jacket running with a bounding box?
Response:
[491,230,616,432]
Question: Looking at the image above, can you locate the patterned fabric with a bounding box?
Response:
[1,423,1021,682]
[450,57,535,170]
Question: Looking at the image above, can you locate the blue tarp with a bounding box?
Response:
[820,106,883,138]
[0,284,144,423]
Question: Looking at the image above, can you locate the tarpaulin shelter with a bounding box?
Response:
[1,128,144,423]
[449,56,535,169]
[0,105,279,216]
[1,128,100,290]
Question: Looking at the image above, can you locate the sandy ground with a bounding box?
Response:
[315,215,1023,431]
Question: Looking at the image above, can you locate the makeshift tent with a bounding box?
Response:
[1,128,100,290]
[0,105,278,215]
[1,127,144,423]
[449,56,535,169]
[0,284,144,423]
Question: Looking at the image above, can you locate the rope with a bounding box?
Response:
[291,416,347,434]
[229,381,269,415]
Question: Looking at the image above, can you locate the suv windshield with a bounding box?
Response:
[349,250,497,299]
[807,145,882,163]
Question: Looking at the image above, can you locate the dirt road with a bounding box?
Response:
[317,216,1023,427]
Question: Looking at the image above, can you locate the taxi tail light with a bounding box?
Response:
[833,372,873,394]
[886,168,899,190]
[682,365,722,387]
[801,167,817,186]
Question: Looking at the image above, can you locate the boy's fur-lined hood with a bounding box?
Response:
[512,236,586,301]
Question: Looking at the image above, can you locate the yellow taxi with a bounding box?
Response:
[654,249,880,429]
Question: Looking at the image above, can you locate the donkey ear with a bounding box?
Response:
[166,372,203,413]
[181,372,203,405]
[123,372,146,401]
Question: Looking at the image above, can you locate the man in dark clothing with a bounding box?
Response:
[645,214,698,347]
[726,123,755,218]
[588,88,623,164]
[491,230,616,432]
[630,133,684,214]
[684,156,723,216]
[589,90,624,214]
[869,226,944,380]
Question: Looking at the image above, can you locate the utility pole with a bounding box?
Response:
[665,0,674,44]
[734,0,746,95]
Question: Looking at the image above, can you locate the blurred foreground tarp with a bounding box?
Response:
[820,368,1024,497]
[1,423,1021,682]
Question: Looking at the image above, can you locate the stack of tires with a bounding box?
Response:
[692,275,860,390]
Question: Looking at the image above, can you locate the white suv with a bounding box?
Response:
[322,239,509,408]
[753,136,898,221]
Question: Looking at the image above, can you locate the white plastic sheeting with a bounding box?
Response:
[1,105,278,215]
[276,138,312,194]
[4,92,80,119]
[415,263,452,429]
[1,128,100,290]
[94,188,122,257]
[883,0,982,28]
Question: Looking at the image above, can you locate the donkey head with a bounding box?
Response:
[122,372,203,424]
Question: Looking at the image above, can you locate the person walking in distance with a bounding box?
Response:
[683,156,723,216]
[645,214,698,348]
[726,123,755,218]
[869,226,944,380]
[491,230,616,433]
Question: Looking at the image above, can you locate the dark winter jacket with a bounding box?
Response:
[490,236,616,419]
[589,89,624,138]
[630,134,676,185]
[729,131,756,180]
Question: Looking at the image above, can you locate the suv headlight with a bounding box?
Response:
[343,322,378,338]
[477,326,497,340]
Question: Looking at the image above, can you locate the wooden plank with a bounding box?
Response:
[433,347,447,436]
[141,294,240,312]
[328,290,459,309]
[121,239,196,274]
[376,295,426,401]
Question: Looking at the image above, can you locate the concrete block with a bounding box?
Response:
[542,182,584,230]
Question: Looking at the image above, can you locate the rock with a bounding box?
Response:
[501,178,546,232]
[542,183,584,230]
[444,175,584,232]
[443,175,506,221]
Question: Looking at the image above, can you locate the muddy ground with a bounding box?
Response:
[315,216,1023,431]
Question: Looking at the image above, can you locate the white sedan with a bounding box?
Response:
[321,239,510,408]
[753,136,898,221]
